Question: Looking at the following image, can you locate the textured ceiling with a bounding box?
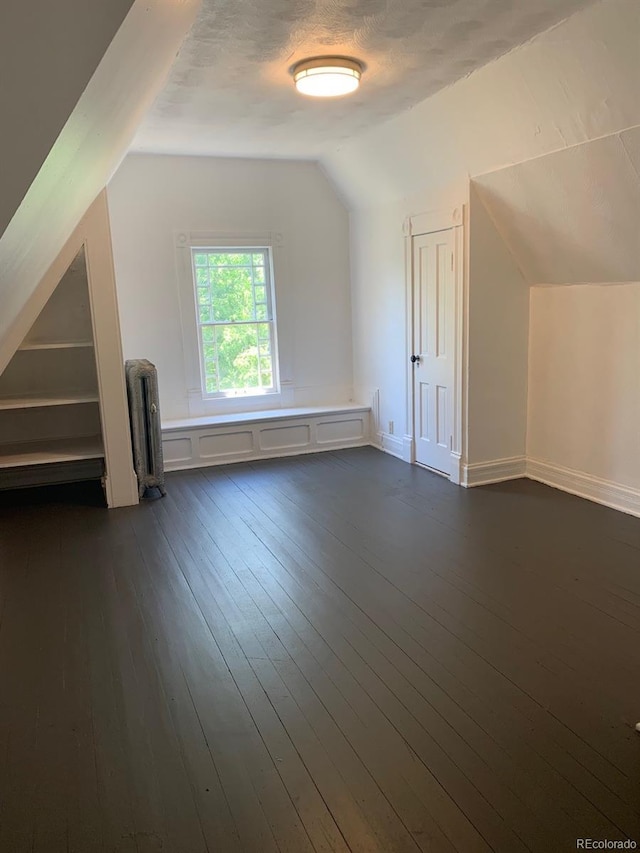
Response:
[132,0,597,159]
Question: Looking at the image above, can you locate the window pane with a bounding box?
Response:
[210,252,252,267]
[208,266,253,322]
[217,324,258,390]
[210,323,275,392]
[202,344,216,366]
[259,358,272,387]
[191,248,277,395]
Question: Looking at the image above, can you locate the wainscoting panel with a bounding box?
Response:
[199,430,253,459]
[162,405,370,471]
[317,417,366,445]
[162,437,193,465]
[259,424,311,451]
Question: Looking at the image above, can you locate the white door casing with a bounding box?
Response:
[411,228,456,475]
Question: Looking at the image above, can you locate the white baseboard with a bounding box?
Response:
[374,431,404,459]
[526,458,640,518]
[162,406,371,472]
[461,456,527,487]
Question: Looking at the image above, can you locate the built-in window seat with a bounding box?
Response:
[161,404,371,471]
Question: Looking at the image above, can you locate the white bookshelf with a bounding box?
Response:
[0,435,104,469]
[0,248,106,489]
[0,393,100,411]
[18,341,94,352]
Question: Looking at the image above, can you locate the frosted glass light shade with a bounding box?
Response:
[292,57,362,98]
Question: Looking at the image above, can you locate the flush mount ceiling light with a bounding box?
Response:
[292,57,363,98]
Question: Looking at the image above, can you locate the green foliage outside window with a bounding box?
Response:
[192,249,275,395]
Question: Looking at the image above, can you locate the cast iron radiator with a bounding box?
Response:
[125,359,167,499]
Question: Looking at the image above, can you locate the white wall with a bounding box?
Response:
[331,0,639,476]
[467,185,529,465]
[349,201,407,438]
[528,285,640,494]
[108,154,353,421]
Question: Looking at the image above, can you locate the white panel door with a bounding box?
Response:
[412,229,455,474]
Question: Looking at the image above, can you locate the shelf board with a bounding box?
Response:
[0,435,104,469]
[18,340,93,351]
[0,393,99,411]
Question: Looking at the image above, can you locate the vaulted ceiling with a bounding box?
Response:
[132,0,597,159]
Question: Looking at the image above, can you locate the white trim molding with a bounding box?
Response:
[526,458,640,518]
[373,431,404,459]
[162,405,370,471]
[403,206,464,238]
[174,228,289,419]
[459,454,640,519]
[461,456,527,487]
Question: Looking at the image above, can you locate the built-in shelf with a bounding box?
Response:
[0,435,104,469]
[0,246,107,493]
[0,393,100,411]
[18,340,94,351]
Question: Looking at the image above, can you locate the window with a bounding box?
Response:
[191,248,278,398]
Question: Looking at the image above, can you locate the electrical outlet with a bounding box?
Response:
[388,420,394,435]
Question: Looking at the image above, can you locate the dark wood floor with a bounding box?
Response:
[0,447,638,852]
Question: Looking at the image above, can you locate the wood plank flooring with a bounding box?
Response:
[0,446,638,852]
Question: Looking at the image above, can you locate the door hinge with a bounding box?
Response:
[451,253,454,272]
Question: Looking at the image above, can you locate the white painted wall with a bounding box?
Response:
[108,154,353,421]
[467,185,529,465]
[337,0,639,478]
[349,202,407,439]
[528,285,640,493]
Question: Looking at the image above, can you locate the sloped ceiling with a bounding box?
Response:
[132,0,595,159]
[0,0,134,238]
[321,0,639,209]
[0,0,200,373]
[473,126,640,284]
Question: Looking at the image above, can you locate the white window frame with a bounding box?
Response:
[191,245,279,399]
[176,230,288,417]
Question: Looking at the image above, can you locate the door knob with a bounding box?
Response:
[410,354,420,363]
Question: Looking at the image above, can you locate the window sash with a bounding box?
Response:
[191,247,278,397]
[192,248,273,326]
